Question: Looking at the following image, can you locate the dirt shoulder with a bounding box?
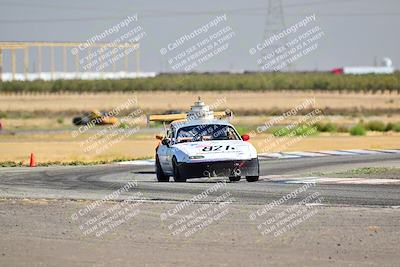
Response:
[0,199,399,267]
[315,167,400,179]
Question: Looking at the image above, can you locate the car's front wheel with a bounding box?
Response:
[229,176,241,182]
[156,156,169,182]
[172,157,187,182]
[246,176,259,182]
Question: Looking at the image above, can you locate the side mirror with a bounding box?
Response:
[241,134,250,141]
[155,134,163,140]
[161,138,170,146]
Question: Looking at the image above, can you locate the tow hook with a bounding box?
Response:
[233,168,241,176]
[233,162,244,176]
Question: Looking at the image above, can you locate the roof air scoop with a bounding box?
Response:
[187,97,214,120]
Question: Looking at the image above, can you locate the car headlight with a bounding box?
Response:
[189,155,205,159]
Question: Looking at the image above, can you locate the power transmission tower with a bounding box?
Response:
[260,0,289,71]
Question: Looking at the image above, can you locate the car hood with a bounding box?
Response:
[172,140,257,162]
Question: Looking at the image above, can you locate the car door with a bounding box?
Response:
[164,127,176,173]
[158,128,173,174]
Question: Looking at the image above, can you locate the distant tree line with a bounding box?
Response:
[0,72,399,93]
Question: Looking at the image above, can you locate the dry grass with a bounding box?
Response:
[0,116,149,130]
[1,118,68,130]
[1,91,399,164]
[1,91,399,112]
[232,115,400,126]
[1,132,398,163]
[2,115,400,131]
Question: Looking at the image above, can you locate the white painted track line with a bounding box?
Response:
[117,159,155,165]
[258,153,301,159]
[340,149,384,155]
[283,151,328,157]
[116,148,400,165]
[318,150,359,156]
[259,176,400,185]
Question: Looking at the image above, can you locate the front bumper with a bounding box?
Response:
[177,158,259,179]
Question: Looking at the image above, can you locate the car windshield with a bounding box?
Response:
[176,124,240,143]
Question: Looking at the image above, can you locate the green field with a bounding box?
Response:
[1,72,399,93]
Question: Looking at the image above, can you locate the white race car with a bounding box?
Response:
[150,99,259,183]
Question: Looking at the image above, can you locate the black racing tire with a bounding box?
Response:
[246,176,259,182]
[246,157,260,182]
[156,156,169,182]
[172,157,187,183]
[229,176,241,182]
[72,117,83,126]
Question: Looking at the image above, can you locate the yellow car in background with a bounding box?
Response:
[72,110,118,126]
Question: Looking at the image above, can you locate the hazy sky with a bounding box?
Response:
[0,0,399,72]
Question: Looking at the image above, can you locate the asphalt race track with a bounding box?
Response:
[0,153,400,206]
[0,153,400,266]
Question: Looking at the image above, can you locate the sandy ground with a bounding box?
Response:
[0,199,399,267]
[1,91,399,112]
[1,155,400,266]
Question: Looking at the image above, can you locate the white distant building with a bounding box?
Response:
[332,58,394,75]
[0,71,157,81]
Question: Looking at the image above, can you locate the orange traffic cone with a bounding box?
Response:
[29,153,36,167]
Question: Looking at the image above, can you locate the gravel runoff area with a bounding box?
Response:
[0,199,399,267]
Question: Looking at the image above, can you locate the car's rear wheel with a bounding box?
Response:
[246,176,259,182]
[229,176,241,182]
[246,157,260,182]
[156,156,169,182]
[172,157,187,182]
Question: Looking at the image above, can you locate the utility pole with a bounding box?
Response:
[0,48,3,81]
[261,0,289,71]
